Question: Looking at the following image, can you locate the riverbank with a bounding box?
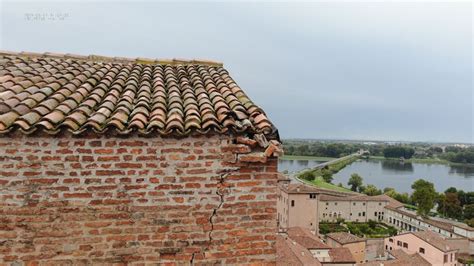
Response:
[280,155,336,161]
[367,156,474,167]
[300,176,351,192]
[296,155,359,192]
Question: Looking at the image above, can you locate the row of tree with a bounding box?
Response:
[437,187,474,226]
[382,146,415,159]
[440,150,474,164]
[284,140,474,164]
[347,173,474,226]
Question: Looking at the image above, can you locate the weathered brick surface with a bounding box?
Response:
[0,133,278,265]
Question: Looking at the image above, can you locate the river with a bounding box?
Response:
[278,158,474,193]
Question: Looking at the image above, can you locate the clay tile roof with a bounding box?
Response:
[282,183,357,196]
[287,227,330,249]
[319,194,393,202]
[0,51,278,137]
[326,232,365,244]
[276,235,321,266]
[360,249,430,266]
[412,231,456,252]
[328,247,356,263]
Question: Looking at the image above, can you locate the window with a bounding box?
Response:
[335,202,338,206]
[291,200,295,207]
[403,242,408,248]
[362,212,365,216]
[385,245,388,250]
[353,202,356,206]
[358,213,361,217]
[326,202,329,206]
[397,241,402,247]
[419,248,425,254]
[444,255,448,263]
[379,202,382,206]
[451,253,453,262]
[389,238,393,243]
[375,212,378,217]
[309,193,316,199]
[363,203,366,206]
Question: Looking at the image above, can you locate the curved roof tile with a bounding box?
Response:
[0,51,278,138]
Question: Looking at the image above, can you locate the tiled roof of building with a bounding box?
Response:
[287,227,329,249]
[281,183,356,196]
[412,230,457,252]
[319,194,396,203]
[327,247,356,263]
[276,235,321,266]
[386,206,466,233]
[379,194,405,209]
[0,51,277,137]
[360,249,430,266]
[326,232,365,244]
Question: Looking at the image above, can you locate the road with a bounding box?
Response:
[288,152,363,185]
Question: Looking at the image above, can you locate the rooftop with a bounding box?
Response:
[280,183,356,196]
[0,51,277,137]
[276,235,321,266]
[327,247,356,263]
[287,227,330,250]
[411,230,457,252]
[386,205,473,234]
[326,232,365,244]
[360,249,430,266]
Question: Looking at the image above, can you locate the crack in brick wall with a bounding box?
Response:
[0,133,278,264]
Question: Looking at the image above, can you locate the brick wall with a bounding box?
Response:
[0,133,278,265]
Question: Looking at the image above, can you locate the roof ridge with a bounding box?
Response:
[0,50,224,67]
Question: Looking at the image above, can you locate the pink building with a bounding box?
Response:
[277,183,356,232]
[385,231,459,266]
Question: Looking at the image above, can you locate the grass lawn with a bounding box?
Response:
[301,176,352,192]
[280,155,336,161]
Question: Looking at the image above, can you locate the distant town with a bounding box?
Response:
[276,139,474,265]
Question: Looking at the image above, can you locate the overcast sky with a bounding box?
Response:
[1,1,472,143]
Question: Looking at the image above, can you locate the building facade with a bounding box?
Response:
[325,232,366,264]
[278,184,331,232]
[319,195,391,223]
[0,51,282,264]
[384,231,458,266]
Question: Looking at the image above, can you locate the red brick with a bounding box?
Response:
[96,170,124,176]
[63,192,92,198]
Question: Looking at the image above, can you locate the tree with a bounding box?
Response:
[437,192,463,219]
[358,185,366,194]
[321,169,333,183]
[383,146,415,159]
[364,184,382,196]
[411,179,437,216]
[348,173,363,192]
[463,204,474,220]
[445,187,457,194]
[300,171,316,181]
[466,218,474,227]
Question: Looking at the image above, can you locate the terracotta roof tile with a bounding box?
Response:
[412,231,457,252]
[326,232,365,244]
[328,247,356,263]
[360,249,430,266]
[287,227,329,249]
[276,235,321,266]
[0,51,277,137]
